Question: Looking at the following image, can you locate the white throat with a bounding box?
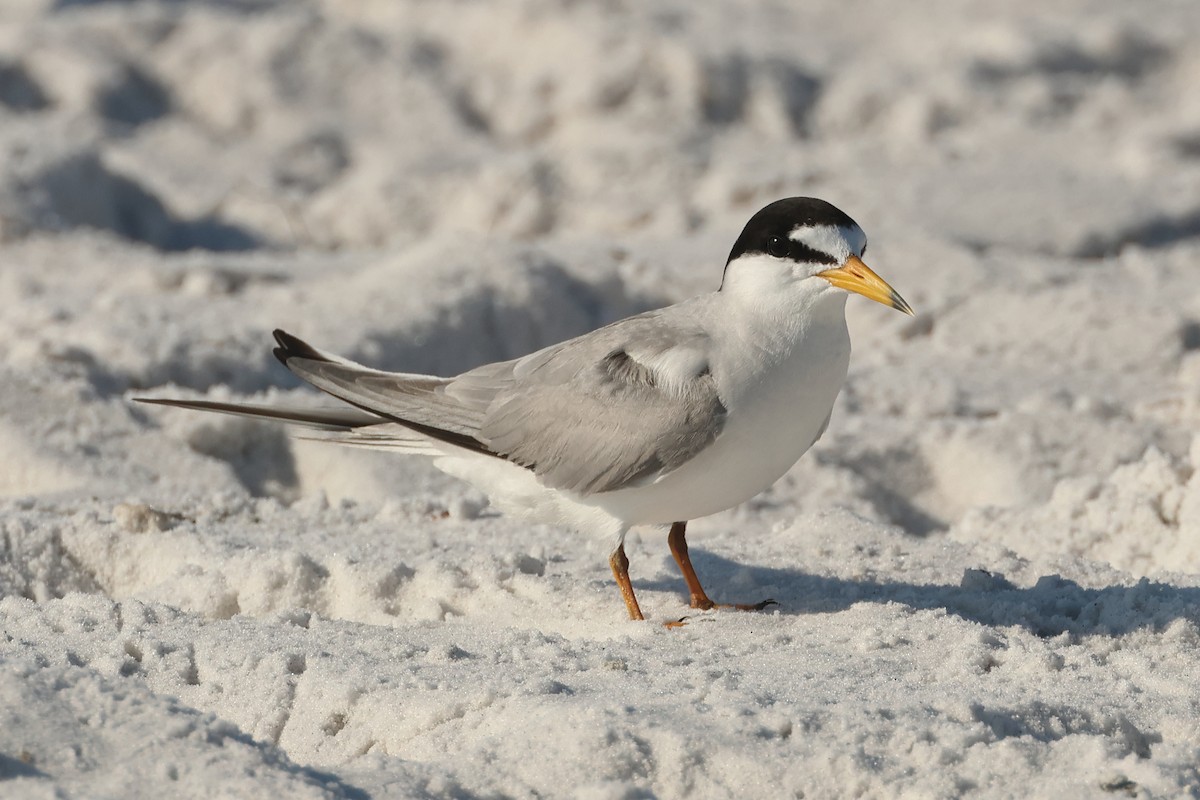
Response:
[720,257,847,355]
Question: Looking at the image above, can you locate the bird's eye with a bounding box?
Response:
[766,237,789,258]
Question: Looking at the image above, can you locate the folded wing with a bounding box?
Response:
[160,319,727,497]
[472,313,727,494]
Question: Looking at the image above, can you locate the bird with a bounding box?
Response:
[137,197,913,622]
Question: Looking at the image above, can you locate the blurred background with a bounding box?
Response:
[1,0,1199,571]
[3,4,1200,794]
[2,0,1198,251]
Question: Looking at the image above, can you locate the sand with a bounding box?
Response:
[2,0,1200,797]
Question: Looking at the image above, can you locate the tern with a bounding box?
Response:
[139,197,913,622]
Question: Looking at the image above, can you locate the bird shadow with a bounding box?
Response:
[0,752,47,780]
[641,550,1200,637]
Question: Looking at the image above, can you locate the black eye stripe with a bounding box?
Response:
[756,235,839,264]
[783,239,839,265]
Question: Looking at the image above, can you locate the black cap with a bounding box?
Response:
[722,198,861,287]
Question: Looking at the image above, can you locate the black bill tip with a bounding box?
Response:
[890,290,916,317]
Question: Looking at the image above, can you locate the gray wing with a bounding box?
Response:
[473,312,728,494]
[272,310,728,495]
[270,330,486,448]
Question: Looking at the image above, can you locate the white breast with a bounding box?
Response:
[593,293,851,525]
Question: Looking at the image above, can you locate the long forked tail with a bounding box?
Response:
[270,329,498,457]
[133,397,384,432]
[137,330,500,459]
[134,330,390,430]
[271,328,361,369]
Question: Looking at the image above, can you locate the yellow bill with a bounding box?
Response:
[818,256,914,316]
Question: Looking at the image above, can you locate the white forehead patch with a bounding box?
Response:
[789,224,867,261]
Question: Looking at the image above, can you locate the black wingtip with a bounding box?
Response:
[271,329,328,365]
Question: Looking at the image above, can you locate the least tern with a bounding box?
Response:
[139,197,913,621]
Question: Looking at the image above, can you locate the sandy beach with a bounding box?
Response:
[2,0,1200,796]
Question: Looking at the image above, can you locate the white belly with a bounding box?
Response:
[593,311,851,525]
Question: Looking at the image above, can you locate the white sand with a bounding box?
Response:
[3,0,1200,797]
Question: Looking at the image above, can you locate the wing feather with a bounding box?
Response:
[270,305,727,495]
[471,306,728,494]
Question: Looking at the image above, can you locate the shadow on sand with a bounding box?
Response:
[643,549,1200,638]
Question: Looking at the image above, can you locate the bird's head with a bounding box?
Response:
[720,197,913,316]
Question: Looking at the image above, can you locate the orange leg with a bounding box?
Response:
[609,543,644,621]
[667,521,777,612]
[667,521,717,609]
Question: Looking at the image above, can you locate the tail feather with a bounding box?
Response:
[271,329,501,460]
[139,330,507,462]
[296,426,444,455]
[134,397,382,432]
[273,329,364,369]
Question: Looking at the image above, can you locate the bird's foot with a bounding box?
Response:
[664,598,778,628]
[689,595,777,612]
